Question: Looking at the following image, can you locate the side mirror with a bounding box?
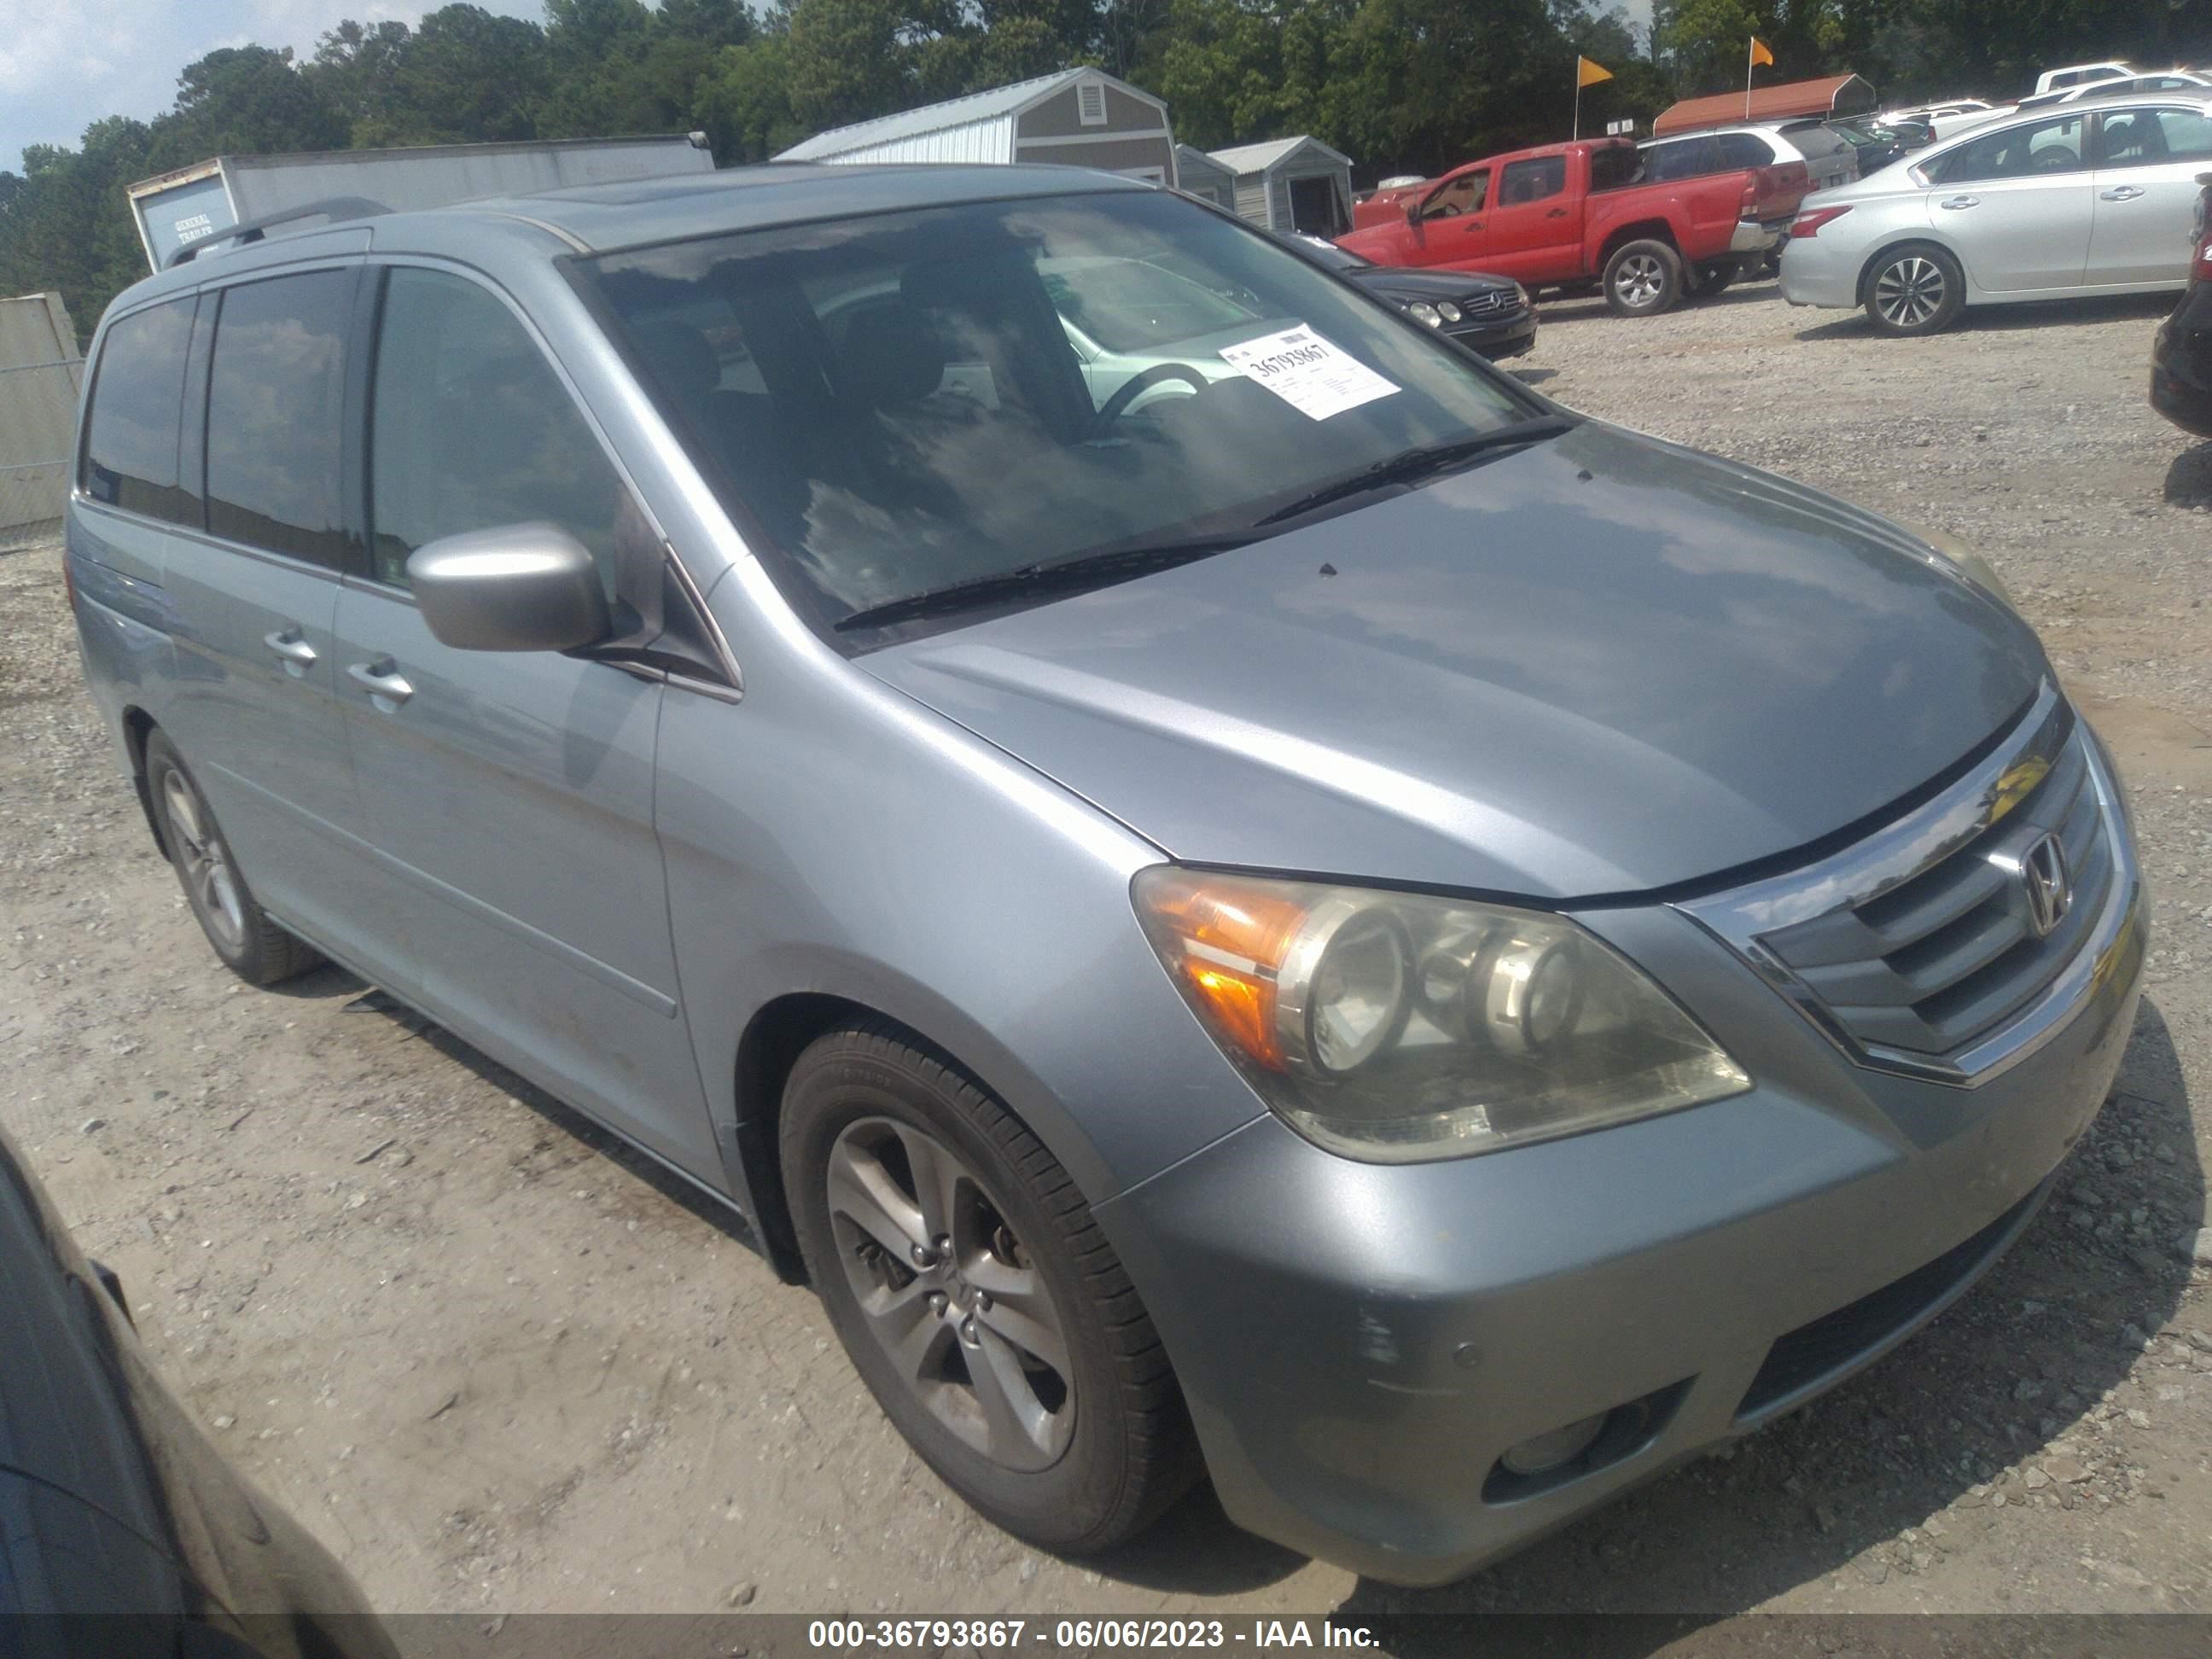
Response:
[407,523,611,653]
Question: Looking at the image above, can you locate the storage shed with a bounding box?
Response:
[1208,136,1356,237]
[125,135,716,271]
[1173,143,1237,210]
[776,68,1175,183]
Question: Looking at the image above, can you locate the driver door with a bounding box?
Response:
[1408,169,1491,270]
[1927,112,2094,291]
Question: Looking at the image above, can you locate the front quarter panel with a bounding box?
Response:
[665,562,1274,1214]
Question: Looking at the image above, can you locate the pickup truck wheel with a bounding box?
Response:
[1603,240,1682,317]
[1864,243,1965,336]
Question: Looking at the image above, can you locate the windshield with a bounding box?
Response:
[584,189,1531,637]
[1041,257,1254,352]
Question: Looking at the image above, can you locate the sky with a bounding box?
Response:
[0,0,543,172]
[3,0,1658,176]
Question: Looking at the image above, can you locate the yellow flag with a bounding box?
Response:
[1749,37,1775,67]
[1577,55,1614,88]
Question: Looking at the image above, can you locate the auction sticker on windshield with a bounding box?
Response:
[1217,325,1400,420]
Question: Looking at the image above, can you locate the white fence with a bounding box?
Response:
[0,294,84,547]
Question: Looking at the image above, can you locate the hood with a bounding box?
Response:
[862,422,2046,899]
[1353,267,1520,303]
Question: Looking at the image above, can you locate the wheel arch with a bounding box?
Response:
[727,974,1119,1288]
[120,706,168,858]
[1597,219,1681,267]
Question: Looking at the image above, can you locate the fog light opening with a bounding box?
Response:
[1499,1413,1605,1476]
[1481,1376,1692,1505]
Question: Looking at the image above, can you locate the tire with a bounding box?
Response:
[782,1022,1197,1553]
[1691,260,1738,296]
[1863,242,1965,336]
[1603,239,1683,317]
[144,731,320,985]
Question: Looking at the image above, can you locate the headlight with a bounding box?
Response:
[1907,521,2017,613]
[1132,869,1750,1162]
[1436,300,1463,323]
[1406,300,1442,327]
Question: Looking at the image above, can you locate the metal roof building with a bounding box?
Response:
[1208,136,1355,236]
[1173,143,1236,210]
[775,68,1176,183]
[1651,74,1877,136]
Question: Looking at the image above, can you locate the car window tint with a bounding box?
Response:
[1929,114,2085,182]
[2101,106,2212,166]
[204,272,351,566]
[369,266,639,597]
[1499,156,1565,205]
[1717,132,1777,168]
[1643,136,1723,181]
[82,297,196,525]
[1588,146,1641,190]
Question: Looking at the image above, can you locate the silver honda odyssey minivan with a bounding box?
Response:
[67,165,2145,1584]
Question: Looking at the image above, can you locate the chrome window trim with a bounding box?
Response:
[1676,680,2142,1087]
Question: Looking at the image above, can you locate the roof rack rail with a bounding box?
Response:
[167,196,391,269]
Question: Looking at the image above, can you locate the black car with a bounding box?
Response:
[0,1121,397,1657]
[1277,232,1537,360]
[2151,172,2212,437]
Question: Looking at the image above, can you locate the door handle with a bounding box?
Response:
[2099,184,2146,201]
[346,658,415,709]
[1939,195,1980,210]
[1463,219,1482,230]
[263,628,317,677]
[1545,207,1568,218]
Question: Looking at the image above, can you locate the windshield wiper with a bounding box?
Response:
[1253,415,1575,527]
[833,532,1257,632]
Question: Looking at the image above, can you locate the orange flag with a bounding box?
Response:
[1749,37,1775,67]
[1577,55,1614,88]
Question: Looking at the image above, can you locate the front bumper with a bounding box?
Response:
[1097,766,2145,1586]
[1447,310,1536,359]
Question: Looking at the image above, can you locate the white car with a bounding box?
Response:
[2034,61,2135,96]
[1883,100,2005,141]
[1778,95,2212,335]
[2018,69,2212,111]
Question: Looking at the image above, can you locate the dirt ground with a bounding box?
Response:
[5,273,2212,1627]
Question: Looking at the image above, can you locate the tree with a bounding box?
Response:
[696,35,806,161]
[157,46,348,166]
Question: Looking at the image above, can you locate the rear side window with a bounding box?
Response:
[1642,136,1723,181]
[368,267,638,595]
[82,298,196,524]
[204,271,353,567]
[1499,156,1566,204]
[1927,114,2085,183]
[2098,106,2212,166]
[1718,133,1778,168]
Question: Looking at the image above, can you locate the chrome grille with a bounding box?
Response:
[1759,729,2110,1055]
[1679,683,2138,1086]
[1455,289,1517,319]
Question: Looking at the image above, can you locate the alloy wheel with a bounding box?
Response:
[1874,256,1947,329]
[1613,253,1665,310]
[161,770,246,951]
[825,1117,1075,1471]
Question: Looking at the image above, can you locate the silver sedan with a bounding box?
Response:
[1779,95,2212,334]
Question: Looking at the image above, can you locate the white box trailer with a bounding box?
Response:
[125,134,715,271]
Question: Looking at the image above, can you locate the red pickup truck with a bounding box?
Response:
[1340,138,1808,317]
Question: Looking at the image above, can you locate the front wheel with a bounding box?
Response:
[1864,243,1965,335]
[1603,239,1683,317]
[782,1022,1197,1553]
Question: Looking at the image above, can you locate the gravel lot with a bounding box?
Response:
[5,273,2212,1627]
